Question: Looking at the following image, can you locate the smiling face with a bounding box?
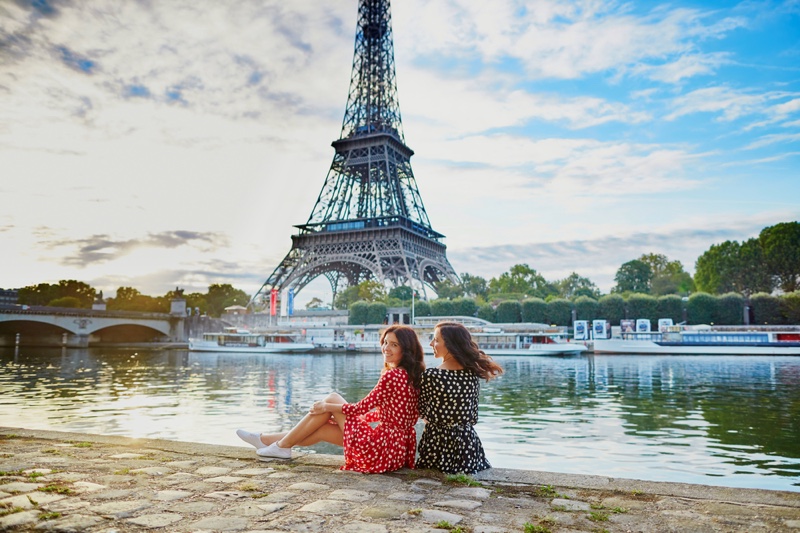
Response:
[430,328,447,359]
[382,331,402,367]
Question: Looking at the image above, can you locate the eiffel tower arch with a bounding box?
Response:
[251,0,458,308]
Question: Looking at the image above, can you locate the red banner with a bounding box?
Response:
[270,289,277,316]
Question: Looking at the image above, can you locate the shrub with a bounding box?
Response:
[687,292,715,325]
[750,292,782,324]
[656,295,684,324]
[348,301,369,325]
[496,301,522,323]
[715,293,744,325]
[452,297,478,317]
[545,298,572,326]
[430,299,455,317]
[366,302,388,324]
[626,293,658,324]
[573,296,599,322]
[780,292,800,324]
[521,298,547,323]
[598,294,625,325]
[477,305,496,322]
[414,300,431,318]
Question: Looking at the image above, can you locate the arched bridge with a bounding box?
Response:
[0,306,186,347]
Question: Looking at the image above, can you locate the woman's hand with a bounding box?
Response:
[309,401,327,415]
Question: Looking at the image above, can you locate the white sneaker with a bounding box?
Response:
[236,429,264,449]
[256,442,292,459]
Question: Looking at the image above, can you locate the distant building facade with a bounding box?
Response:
[0,289,19,306]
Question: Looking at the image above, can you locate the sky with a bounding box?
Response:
[2,0,799,309]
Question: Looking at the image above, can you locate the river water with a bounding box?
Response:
[1,347,798,492]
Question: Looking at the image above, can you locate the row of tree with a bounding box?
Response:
[348,292,800,326]
[16,282,248,317]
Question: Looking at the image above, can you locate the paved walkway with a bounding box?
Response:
[1,427,799,532]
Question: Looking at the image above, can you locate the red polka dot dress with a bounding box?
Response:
[341,367,419,473]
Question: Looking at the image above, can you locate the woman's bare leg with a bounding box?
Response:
[277,393,346,448]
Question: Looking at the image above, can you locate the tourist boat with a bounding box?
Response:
[591,324,800,355]
[188,328,315,353]
[419,327,587,357]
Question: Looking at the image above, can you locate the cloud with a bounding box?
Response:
[396,0,746,82]
[43,230,229,267]
[666,86,800,122]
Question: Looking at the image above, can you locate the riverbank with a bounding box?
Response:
[1,427,799,532]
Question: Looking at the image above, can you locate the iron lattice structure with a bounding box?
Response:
[251,0,457,307]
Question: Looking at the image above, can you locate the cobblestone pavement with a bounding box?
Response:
[1,428,799,532]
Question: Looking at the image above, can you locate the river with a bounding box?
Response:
[1,347,798,491]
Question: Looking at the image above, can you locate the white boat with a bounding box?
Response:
[188,328,315,353]
[421,328,587,357]
[592,324,800,355]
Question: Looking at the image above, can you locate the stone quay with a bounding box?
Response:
[1,427,799,532]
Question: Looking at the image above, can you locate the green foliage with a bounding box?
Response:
[348,301,369,325]
[366,302,388,324]
[656,295,684,324]
[305,297,325,309]
[47,296,82,308]
[444,473,482,486]
[687,292,715,324]
[388,286,413,301]
[557,272,600,299]
[521,298,547,323]
[695,239,772,296]
[414,300,431,317]
[431,299,456,317]
[545,298,572,326]
[107,286,167,313]
[750,292,782,325]
[760,221,800,293]
[598,294,625,325]
[573,296,599,322]
[477,304,496,322]
[489,264,556,299]
[715,293,744,325]
[433,280,463,299]
[780,292,800,324]
[451,297,478,317]
[18,280,96,308]
[334,280,387,310]
[626,293,658,324]
[206,284,249,317]
[461,273,489,299]
[640,253,694,296]
[496,301,522,323]
[613,260,652,294]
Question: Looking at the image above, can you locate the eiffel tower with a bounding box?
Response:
[251,0,457,308]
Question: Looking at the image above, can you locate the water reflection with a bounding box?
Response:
[1,348,798,491]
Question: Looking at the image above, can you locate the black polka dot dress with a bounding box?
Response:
[416,368,490,474]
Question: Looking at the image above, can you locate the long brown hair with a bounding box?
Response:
[435,321,503,381]
[381,325,425,388]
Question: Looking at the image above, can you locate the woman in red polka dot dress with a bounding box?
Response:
[236,324,425,474]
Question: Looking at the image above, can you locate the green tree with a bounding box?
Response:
[55,280,96,308]
[206,284,249,317]
[17,283,58,306]
[433,280,463,299]
[759,221,800,293]
[334,280,386,309]
[613,260,652,294]
[556,272,600,299]
[640,253,695,296]
[306,297,325,309]
[413,300,431,318]
[489,264,555,299]
[388,286,413,301]
[521,298,547,323]
[48,296,82,308]
[461,273,489,300]
[736,238,773,296]
[334,286,360,309]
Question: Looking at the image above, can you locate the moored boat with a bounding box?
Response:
[592,324,800,355]
[188,327,315,353]
[420,326,587,357]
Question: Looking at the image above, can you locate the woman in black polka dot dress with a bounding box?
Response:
[416,321,503,474]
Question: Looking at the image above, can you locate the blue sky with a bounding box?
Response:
[1,0,798,307]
